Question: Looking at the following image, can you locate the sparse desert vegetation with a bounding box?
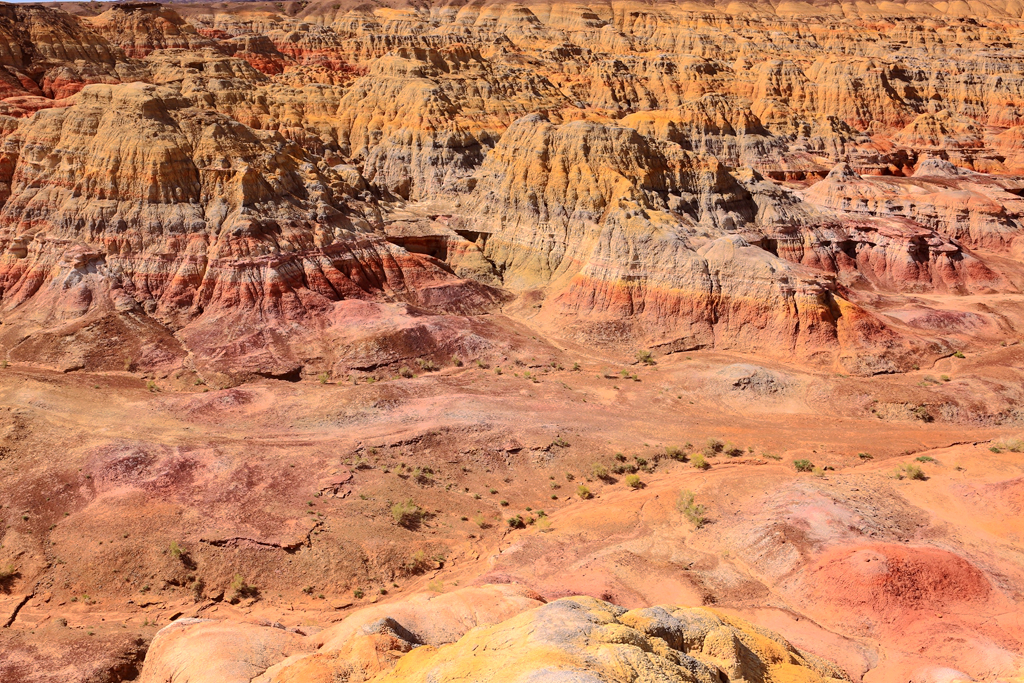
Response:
[676,490,706,529]
[391,500,423,528]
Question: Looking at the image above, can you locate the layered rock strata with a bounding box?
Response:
[0,1,1019,377]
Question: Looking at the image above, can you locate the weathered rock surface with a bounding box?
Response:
[0,79,502,378]
[139,586,848,683]
[140,618,310,683]
[0,0,1019,377]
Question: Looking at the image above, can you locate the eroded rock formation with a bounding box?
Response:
[140,586,849,683]
[0,0,1019,381]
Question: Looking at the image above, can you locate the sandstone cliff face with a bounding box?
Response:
[458,113,842,354]
[0,0,1019,379]
[0,80,501,377]
[804,161,1024,252]
[0,3,138,108]
[138,586,849,683]
[85,4,214,59]
[331,45,567,200]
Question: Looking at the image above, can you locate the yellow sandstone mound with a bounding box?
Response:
[138,586,849,683]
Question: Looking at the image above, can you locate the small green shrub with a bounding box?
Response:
[399,366,414,378]
[903,463,926,480]
[793,459,814,472]
[858,452,873,460]
[412,467,432,485]
[990,438,1024,453]
[591,463,610,481]
[625,474,642,489]
[702,439,723,458]
[229,574,256,601]
[451,355,463,367]
[353,588,364,599]
[953,351,965,359]
[391,499,423,528]
[915,455,936,463]
[406,550,432,574]
[691,453,710,470]
[676,490,706,528]
[576,485,592,500]
[507,515,525,529]
[636,350,655,365]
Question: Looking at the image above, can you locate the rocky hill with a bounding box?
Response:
[140,585,850,683]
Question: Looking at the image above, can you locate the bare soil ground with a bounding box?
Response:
[0,313,1022,682]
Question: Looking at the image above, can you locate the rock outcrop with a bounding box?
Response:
[139,586,849,683]
[85,4,214,58]
[0,80,502,377]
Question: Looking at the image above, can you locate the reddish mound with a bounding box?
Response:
[808,544,991,624]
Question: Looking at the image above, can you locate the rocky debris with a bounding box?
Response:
[719,364,788,395]
[376,596,848,683]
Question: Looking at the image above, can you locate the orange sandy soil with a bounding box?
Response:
[1,318,1023,681]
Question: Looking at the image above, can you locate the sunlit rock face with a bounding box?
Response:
[0,0,1020,379]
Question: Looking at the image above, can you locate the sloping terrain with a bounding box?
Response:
[0,1,1022,681]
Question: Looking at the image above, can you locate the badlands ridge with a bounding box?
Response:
[0,0,1022,682]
